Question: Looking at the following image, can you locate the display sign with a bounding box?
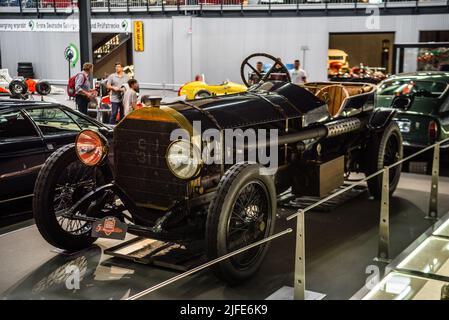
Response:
[133,21,144,52]
[92,19,132,33]
[92,216,127,240]
[0,19,132,33]
[64,43,79,68]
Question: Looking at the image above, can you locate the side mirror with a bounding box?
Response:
[391,96,412,110]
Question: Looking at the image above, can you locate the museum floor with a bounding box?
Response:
[1,172,448,300]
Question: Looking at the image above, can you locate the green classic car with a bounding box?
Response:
[376,71,449,157]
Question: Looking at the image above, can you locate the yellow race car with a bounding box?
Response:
[178,80,247,100]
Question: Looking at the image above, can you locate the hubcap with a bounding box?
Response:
[54,162,103,235]
[226,180,271,269]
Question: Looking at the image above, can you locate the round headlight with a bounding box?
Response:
[166,140,201,180]
[75,130,108,166]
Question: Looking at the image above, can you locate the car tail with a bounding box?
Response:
[394,113,440,147]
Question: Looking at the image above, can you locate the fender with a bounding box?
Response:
[368,108,397,131]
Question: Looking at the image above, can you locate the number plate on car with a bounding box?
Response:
[92,216,127,240]
[396,119,411,133]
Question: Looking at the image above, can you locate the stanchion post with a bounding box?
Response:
[293,209,305,300]
[426,143,440,220]
[374,167,391,263]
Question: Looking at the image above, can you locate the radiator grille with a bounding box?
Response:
[114,118,187,209]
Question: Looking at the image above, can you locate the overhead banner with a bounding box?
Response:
[92,19,131,33]
[0,19,132,33]
[133,21,144,52]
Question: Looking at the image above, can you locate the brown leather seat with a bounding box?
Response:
[316,84,350,117]
[345,87,364,96]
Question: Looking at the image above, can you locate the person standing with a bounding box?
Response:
[290,59,308,85]
[123,79,139,116]
[106,62,129,124]
[249,61,264,85]
[75,63,96,115]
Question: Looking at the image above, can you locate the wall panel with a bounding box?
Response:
[1,14,448,85]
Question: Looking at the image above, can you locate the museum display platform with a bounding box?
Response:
[1,173,448,300]
[353,214,449,300]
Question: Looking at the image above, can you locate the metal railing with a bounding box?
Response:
[288,136,449,299]
[123,132,449,300]
[40,79,182,90]
[128,228,293,300]
[0,0,447,12]
[0,0,77,13]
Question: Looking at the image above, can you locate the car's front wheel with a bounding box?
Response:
[206,163,276,284]
[33,144,112,251]
[9,79,28,95]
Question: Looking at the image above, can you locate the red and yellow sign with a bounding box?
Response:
[133,21,144,52]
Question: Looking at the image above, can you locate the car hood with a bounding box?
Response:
[169,83,325,130]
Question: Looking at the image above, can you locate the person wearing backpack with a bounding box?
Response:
[72,63,96,115]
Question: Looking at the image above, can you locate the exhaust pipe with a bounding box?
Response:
[247,117,363,149]
[325,118,362,138]
[277,118,362,144]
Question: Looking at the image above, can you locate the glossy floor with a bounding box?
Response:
[1,173,449,300]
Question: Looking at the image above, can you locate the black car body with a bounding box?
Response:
[33,54,403,283]
[0,99,110,208]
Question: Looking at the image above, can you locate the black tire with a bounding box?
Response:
[18,62,32,67]
[17,68,32,71]
[9,80,28,95]
[19,74,34,79]
[17,64,34,78]
[365,122,403,199]
[206,162,276,284]
[17,66,33,71]
[36,81,51,96]
[33,144,111,251]
[195,90,211,99]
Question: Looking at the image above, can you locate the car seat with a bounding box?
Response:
[315,84,349,118]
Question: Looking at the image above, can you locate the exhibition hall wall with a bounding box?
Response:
[1,13,449,86]
[0,31,79,81]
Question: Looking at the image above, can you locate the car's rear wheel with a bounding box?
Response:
[36,81,51,96]
[195,90,211,99]
[206,163,276,284]
[33,144,111,251]
[365,122,403,199]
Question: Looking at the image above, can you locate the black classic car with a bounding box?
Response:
[33,54,403,283]
[0,99,111,219]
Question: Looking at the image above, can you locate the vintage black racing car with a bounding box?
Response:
[33,53,403,284]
